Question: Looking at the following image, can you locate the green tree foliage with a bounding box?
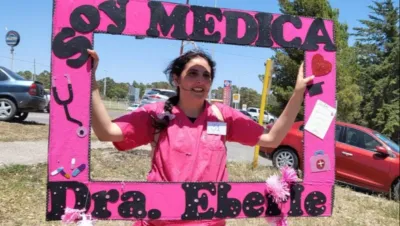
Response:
[17,70,33,80]
[210,85,278,110]
[353,0,399,141]
[36,71,51,89]
[97,77,130,99]
[17,70,51,89]
[263,0,362,122]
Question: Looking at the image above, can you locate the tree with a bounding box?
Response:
[17,70,33,80]
[36,70,51,89]
[150,81,173,89]
[211,86,262,108]
[262,0,362,122]
[17,70,51,89]
[353,0,399,141]
[97,77,129,99]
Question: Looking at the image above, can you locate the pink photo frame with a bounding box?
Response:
[47,0,337,222]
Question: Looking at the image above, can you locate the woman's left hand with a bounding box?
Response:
[294,62,314,94]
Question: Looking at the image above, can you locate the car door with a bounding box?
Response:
[336,127,392,191]
[333,125,349,181]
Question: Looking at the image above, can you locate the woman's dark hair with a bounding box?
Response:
[151,49,216,131]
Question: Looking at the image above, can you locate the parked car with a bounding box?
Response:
[142,88,176,102]
[266,112,277,123]
[260,121,400,200]
[44,89,50,113]
[140,98,164,107]
[239,110,257,121]
[246,107,276,123]
[0,66,46,121]
[126,103,139,111]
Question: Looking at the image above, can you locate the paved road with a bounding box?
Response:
[21,111,272,167]
[26,111,125,125]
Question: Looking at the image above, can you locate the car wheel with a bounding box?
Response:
[269,119,275,124]
[272,147,299,169]
[0,98,17,121]
[13,112,29,122]
[391,179,400,201]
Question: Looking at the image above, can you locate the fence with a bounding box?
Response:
[102,99,130,110]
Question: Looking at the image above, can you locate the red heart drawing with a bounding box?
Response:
[312,54,332,76]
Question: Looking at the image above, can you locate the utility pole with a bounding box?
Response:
[103,70,108,97]
[179,0,190,55]
[10,47,14,71]
[33,58,36,81]
[252,59,274,169]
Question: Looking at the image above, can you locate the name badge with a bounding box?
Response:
[207,121,227,135]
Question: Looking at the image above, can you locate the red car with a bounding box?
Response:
[260,121,400,200]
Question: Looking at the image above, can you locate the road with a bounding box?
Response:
[26,111,125,125]
[25,111,272,166]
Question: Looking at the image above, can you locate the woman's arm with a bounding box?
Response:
[257,62,314,148]
[88,49,124,142]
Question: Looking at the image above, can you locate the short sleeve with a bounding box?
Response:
[223,106,265,146]
[111,106,156,151]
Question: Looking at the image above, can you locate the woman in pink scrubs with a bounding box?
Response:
[88,49,314,226]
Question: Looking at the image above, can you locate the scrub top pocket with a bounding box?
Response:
[170,130,196,156]
[203,134,226,152]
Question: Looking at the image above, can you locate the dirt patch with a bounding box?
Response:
[0,148,399,226]
[0,121,99,142]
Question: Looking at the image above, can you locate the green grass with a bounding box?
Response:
[0,121,99,142]
[0,148,399,226]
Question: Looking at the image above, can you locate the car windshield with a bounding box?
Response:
[374,132,399,153]
[0,67,27,81]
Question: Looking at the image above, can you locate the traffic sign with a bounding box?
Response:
[232,93,240,103]
[5,30,20,47]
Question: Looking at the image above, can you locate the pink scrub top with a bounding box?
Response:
[112,101,265,226]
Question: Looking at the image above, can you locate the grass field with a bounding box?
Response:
[0,121,99,142]
[0,148,398,226]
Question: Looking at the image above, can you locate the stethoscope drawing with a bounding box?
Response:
[52,74,88,138]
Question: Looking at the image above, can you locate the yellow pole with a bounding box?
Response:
[252,59,273,169]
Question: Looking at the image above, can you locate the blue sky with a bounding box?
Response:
[1,0,395,93]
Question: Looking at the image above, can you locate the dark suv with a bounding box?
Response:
[0,66,46,121]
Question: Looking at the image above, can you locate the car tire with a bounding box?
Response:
[0,98,17,121]
[269,119,275,124]
[13,112,29,122]
[272,147,299,169]
[391,179,400,201]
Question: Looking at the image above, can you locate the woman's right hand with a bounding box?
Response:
[87,49,99,76]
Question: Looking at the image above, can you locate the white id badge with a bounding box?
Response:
[207,122,227,135]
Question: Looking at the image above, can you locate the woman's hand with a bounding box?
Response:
[87,49,99,75]
[294,62,314,94]
[87,49,100,89]
[257,62,314,148]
